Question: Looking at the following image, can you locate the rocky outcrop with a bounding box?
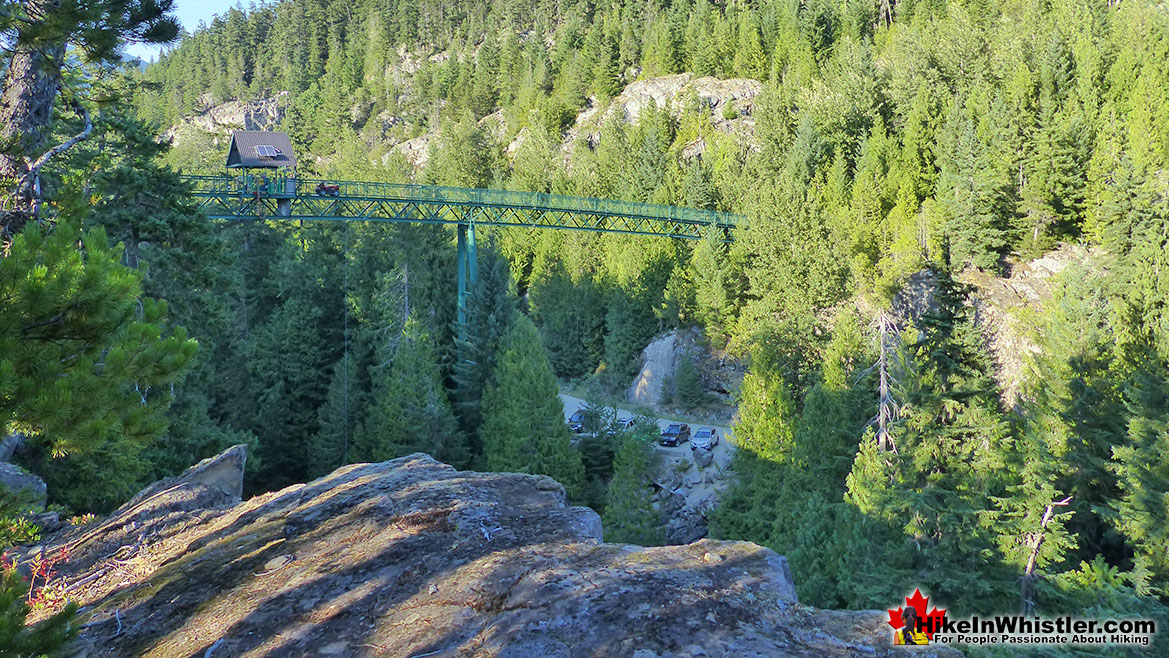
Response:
[652,451,732,545]
[126,443,247,507]
[0,461,46,509]
[0,432,23,461]
[391,133,431,168]
[628,332,678,405]
[607,74,761,127]
[889,245,1102,407]
[167,94,287,145]
[19,448,957,658]
[627,328,744,415]
[566,74,763,161]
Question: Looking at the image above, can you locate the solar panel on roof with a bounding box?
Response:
[254,145,282,157]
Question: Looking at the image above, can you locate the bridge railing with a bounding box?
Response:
[181,174,740,229]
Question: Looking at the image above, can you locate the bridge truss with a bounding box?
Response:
[181,174,743,322]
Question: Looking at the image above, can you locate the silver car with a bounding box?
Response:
[690,427,719,451]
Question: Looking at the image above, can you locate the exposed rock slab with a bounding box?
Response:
[962,244,1100,407]
[566,74,764,161]
[26,450,959,657]
[0,461,47,508]
[166,95,287,145]
[628,332,677,404]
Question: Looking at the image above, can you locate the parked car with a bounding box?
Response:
[568,410,587,433]
[618,417,637,430]
[690,427,719,451]
[659,423,690,446]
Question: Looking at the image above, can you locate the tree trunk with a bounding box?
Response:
[0,4,67,235]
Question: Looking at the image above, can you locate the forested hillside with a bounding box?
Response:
[3,0,1168,653]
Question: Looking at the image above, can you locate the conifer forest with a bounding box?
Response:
[3,0,1169,655]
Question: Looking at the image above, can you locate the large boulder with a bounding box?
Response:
[693,446,715,469]
[22,450,960,658]
[664,507,709,546]
[0,461,47,509]
[0,431,24,461]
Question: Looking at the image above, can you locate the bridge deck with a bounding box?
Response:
[181,175,741,240]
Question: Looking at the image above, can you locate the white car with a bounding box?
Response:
[689,427,719,451]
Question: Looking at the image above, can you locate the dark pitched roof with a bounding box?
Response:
[226,131,297,169]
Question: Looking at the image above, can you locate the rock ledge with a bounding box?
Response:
[23,449,959,657]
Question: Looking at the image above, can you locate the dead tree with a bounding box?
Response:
[1020,496,1072,615]
[861,312,904,452]
[1,0,178,240]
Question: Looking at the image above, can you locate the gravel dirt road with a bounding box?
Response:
[558,393,736,470]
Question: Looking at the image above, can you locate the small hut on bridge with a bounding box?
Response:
[226,131,297,172]
[226,131,297,215]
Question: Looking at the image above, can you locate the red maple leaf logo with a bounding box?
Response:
[886,588,948,640]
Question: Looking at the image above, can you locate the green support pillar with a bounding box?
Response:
[456,212,478,327]
[457,223,468,325]
[467,216,478,283]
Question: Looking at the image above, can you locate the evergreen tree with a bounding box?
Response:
[451,250,518,456]
[1,223,195,461]
[0,565,78,658]
[845,273,1015,610]
[691,235,736,346]
[682,159,718,210]
[593,35,622,101]
[732,13,767,80]
[0,0,179,219]
[1018,104,1088,255]
[938,100,1012,271]
[307,355,358,477]
[423,116,501,189]
[673,356,704,408]
[359,317,466,467]
[603,436,664,545]
[480,315,585,496]
[602,286,658,389]
[1109,364,1169,593]
[710,352,795,544]
[527,248,605,378]
[247,295,331,488]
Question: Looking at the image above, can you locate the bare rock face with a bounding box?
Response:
[566,74,764,161]
[166,95,287,146]
[25,449,959,658]
[0,461,46,508]
[888,245,1102,408]
[190,95,285,133]
[628,332,678,404]
[610,73,697,123]
[392,133,432,168]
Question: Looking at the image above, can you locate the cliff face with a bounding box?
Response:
[22,448,959,658]
[887,245,1103,408]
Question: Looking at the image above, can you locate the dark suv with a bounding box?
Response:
[568,410,587,433]
[659,423,691,447]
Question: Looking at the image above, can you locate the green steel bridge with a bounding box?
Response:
[180,174,743,322]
